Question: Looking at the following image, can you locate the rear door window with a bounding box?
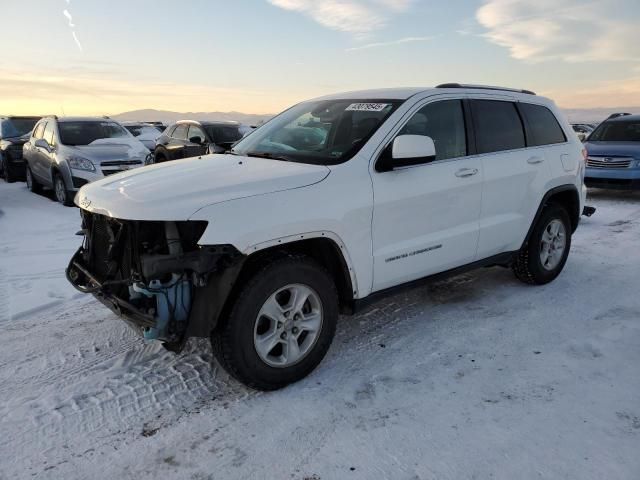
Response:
[471,100,525,154]
[519,103,566,146]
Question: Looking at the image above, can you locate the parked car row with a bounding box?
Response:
[66,84,592,390]
[1,114,253,205]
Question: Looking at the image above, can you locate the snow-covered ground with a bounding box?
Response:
[1,182,639,480]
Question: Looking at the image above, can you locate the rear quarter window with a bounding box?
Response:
[519,103,566,146]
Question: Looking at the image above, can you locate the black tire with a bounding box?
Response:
[53,173,74,206]
[211,254,338,391]
[26,166,42,193]
[1,155,16,183]
[513,204,572,285]
[154,151,167,163]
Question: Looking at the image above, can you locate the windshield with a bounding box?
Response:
[589,120,640,142]
[59,121,130,146]
[1,117,40,138]
[230,99,402,165]
[205,125,242,144]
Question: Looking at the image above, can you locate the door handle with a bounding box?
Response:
[527,156,544,164]
[455,168,478,178]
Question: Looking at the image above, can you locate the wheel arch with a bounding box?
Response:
[241,234,356,314]
[188,234,357,338]
[522,184,580,248]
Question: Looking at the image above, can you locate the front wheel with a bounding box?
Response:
[513,204,572,285]
[211,255,338,390]
[54,173,74,206]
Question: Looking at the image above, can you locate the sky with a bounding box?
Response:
[1,0,639,116]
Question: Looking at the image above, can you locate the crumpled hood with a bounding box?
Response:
[585,141,640,160]
[75,154,330,220]
[72,137,149,163]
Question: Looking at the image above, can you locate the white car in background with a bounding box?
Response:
[68,84,587,390]
[23,116,150,205]
[120,122,163,152]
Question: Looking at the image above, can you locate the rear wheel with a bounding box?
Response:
[26,166,42,193]
[513,204,571,285]
[54,173,74,206]
[211,254,338,390]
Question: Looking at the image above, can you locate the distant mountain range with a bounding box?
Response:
[113,106,640,126]
[112,109,273,126]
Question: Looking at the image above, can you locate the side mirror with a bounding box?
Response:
[34,138,50,150]
[189,136,203,144]
[377,135,436,172]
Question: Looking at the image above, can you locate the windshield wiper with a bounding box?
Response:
[244,151,295,162]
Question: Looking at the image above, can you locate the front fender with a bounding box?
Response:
[189,178,374,298]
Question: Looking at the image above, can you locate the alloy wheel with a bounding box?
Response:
[55,177,67,204]
[539,219,566,271]
[253,284,323,368]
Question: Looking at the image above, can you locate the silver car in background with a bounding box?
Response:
[23,116,150,205]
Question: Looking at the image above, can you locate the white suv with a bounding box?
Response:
[67,84,587,390]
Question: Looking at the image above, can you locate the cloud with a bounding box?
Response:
[267,0,414,36]
[545,76,640,109]
[476,0,640,63]
[346,36,432,51]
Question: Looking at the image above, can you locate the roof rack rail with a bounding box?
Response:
[436,83,536,95]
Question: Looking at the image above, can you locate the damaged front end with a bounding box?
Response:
[66,210,244,345]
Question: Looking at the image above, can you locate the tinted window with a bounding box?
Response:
[188,125,207,142]
[58,121,128,146]
[43,122,56,146]
[589,120,640,142]
[32,122,46,140]
[205,125,242,144]
[520,103,566,146]
[172,124,188,140]
[0,117,39,138]
[472,100,525,154]
[398,100,466,160]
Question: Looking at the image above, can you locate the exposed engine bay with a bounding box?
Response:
[66,210,243,345]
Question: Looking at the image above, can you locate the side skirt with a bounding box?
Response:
[351,251,516,314]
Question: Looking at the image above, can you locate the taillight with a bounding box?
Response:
[582,148,588,163]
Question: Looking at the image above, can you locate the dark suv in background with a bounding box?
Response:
[0,116,41,182]
[154,120,243,162]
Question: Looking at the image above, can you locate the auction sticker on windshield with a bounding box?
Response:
[345,103,389,112]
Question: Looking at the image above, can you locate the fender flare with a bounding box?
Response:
[522,184,580,248]
[245,230,360,297]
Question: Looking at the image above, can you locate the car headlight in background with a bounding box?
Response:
[67,155,95,172]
